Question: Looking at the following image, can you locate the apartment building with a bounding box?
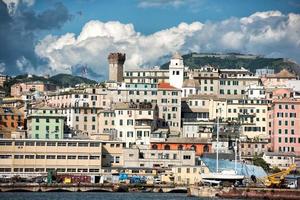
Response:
[263,152,295,170]
[46,87,110,137]
[101,141,125,168]
[151,138,211,156]
[123,148,196,168]
[99,102,158,147]
[0,139,102,175]
[157,83,181,135]
[244,84,266,99]
[124,68,169,84]
[170,165,210,185]
[190,65,219,96]
[226,99,269,139]
[108,82,182,135]
[261,69,297,88]
[240,139,269,159]
[0,107,25,138]
[0,74,10,87]
[268,89,300,154]
[27,106,65,139]
[219,68,261,99]
[11,82,56,97]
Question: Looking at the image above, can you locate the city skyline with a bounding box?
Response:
[0,0,300,81]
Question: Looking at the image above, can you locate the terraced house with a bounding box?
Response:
[27,106,65,139]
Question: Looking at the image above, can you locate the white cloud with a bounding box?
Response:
[2,0,35,15]
[0,62,6,73]
[35,11,300,80]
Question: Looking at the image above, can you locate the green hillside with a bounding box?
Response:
[161,53,300,75]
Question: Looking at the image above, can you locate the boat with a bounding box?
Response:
[201,170,245,181]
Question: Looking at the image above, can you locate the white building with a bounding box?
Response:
[169,52,185,89]
[244,84,266,99]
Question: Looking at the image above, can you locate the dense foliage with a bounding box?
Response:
[161,53,300,75]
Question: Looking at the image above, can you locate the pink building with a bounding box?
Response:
[268,89,300,154]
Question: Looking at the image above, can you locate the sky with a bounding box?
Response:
[0,0,300,81]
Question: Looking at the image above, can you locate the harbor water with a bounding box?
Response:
[0,192,238,200]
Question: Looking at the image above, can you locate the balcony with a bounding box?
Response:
[135,120,152,128]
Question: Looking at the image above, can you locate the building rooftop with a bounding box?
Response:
[182,79,200,88]
[264,152,296,157]
[172,52,183,60]
[265,69,297,78]
[113,102,156,110]
[158,82,178,90]
[151,137,210,144]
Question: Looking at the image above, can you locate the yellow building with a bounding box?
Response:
[0,139,125,176]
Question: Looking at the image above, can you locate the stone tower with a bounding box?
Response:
[108,53,126,82]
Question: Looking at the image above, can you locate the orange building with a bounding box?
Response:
[150,138,211,156]
[0,107,26,138]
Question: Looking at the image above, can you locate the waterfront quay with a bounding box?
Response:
[0,183,188,193]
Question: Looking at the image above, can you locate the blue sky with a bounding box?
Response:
[33,0,300,36]
[1,0,300,80]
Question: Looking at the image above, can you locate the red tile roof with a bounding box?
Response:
[158,82,176,89]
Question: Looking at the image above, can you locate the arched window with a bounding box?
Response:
[164,144,170,150]
[178,144,183,150]
[203,145,209,153]
[152,144,158,150]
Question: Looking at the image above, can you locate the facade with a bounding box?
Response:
[27,107,65,139]
[108,53,126,82]
[101,141,125,168]
[226,99,269,139]
[268,90,300,154]
[240,139,269,158]
[191,66,219,96]
[123,148,196,168]
[0,139,102,175]
[0,107,25,138]
[98,102,158,147]
[0,74,9,87]
[108,82,182,135]
[11,82,56,97]
[219,68,261,99]
[261,69,297,88]
[244,85,266,99]
[170,165,209,185]
[263,152,295,170]
[169,52,185,89]
[150,138,211,156]
[123,68,169,84]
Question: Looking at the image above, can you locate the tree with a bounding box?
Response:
[252,155,270,172]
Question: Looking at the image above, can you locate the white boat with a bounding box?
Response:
[201,169,245,181]
[201,110,244,182]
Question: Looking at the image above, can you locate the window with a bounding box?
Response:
[57,155,66,159]
[183,155,191,159]
[78,142,88,147]
[164,145,170,150]
[47,142,56,146]
[25,155,34,159]
[67,155,76,159]
[78,156,88,159]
